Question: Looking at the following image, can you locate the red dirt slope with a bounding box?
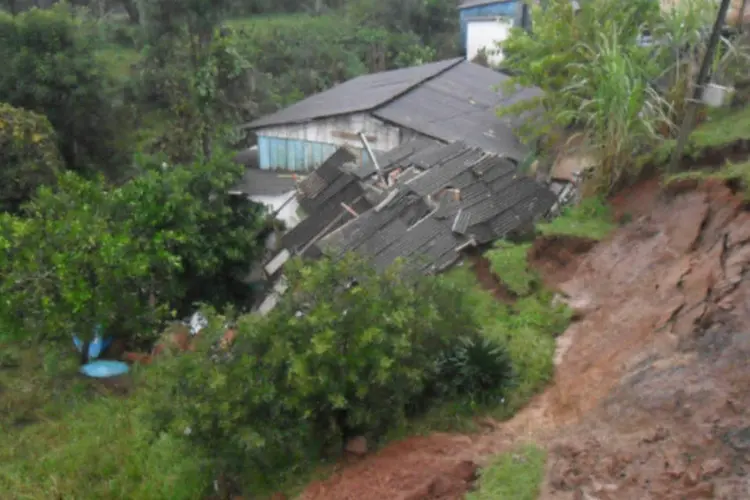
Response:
[300,179,750,500]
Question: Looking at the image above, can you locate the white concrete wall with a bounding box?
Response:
[249,191,301,230]
[258,113,402,152]
[466,18,513,66]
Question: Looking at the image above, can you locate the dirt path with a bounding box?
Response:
[300,179,750,500]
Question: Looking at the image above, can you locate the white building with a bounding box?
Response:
[466,16,514,66]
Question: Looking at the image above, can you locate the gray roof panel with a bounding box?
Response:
[232,168,297,196]
[373,137,442,172]
[246,59,463,130]
[372,62,542,160]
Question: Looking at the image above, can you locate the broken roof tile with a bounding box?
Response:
[452,209,473,234]
[272,140,555,276]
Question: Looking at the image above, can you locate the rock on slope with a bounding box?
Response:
[301,179,750,500]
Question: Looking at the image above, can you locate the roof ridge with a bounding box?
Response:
[243,58,465,131]
[369,58,464,113]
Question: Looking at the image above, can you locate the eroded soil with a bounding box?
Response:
[300,179,750,500]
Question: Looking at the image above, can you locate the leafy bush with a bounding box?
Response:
[145,254,506,494]
[501,0,660,120]
[0,102,62,213]
[0,174,168,343]
[0,153,267,343]
[431,336,515,401]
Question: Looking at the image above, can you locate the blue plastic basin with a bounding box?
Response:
[80,360,130,378]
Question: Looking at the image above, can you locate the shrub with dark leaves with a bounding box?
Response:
[431,336,515,401]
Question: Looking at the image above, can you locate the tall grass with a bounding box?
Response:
[561,26,672,193]
[651,0,715,126]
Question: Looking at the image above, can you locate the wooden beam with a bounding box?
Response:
[332,130,377,142]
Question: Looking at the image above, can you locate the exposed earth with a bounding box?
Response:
[299,178,750,500]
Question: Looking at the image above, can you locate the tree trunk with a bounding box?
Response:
[120,0,139,24]
[4,0,18,15]
[202,131,212,161]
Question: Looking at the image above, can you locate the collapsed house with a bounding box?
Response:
[256,139,558,313]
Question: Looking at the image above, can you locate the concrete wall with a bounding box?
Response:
[466,18,513,65]
[256,113,403,171]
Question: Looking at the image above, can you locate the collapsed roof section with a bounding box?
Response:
[267,140,557,276]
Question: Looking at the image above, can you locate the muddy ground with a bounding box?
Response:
[300,179,750,500]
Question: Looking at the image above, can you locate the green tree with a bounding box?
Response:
[137,0,256,161]
[0,153,267,343]
[0,173,169,342]
[345,0,459,59]
[118,152,268,315]
[0,102,62,213]
[0,6,129,177]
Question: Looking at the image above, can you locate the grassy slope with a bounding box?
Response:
[661,105,750,197]
[0,344,210,500]
[537,196,615,240]
[648,105,750,165]
[467,444,546,500]
[664,159,750,198]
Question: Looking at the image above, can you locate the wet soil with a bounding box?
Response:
[299,178,750,500]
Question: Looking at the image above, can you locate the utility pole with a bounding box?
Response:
[668,0,733,173]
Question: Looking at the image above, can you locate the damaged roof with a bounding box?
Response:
[280,147,374,255]
[277,140,557,274]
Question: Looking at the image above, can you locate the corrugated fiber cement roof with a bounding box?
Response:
[246,58,463,130]
[373,61,542,158]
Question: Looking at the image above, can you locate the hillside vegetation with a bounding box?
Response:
[2,0,750,498]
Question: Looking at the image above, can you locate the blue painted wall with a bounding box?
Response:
[258,136,374,172]
[459,1,519,51]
